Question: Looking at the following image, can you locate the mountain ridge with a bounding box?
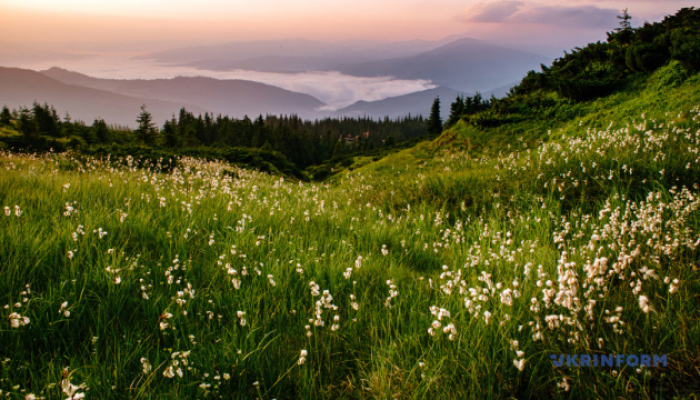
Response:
[336,38,549,92]
[0,66,206,127]
[37,67,327,122]
[336,86,468,120]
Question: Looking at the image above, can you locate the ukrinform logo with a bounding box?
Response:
[550,354,667,368]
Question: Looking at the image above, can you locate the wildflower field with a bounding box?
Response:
[3,59,700,399]
[3,97,700,399]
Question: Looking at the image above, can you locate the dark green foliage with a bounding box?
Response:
[625,41,668,72]
[670,28,700,71]
[32,102,60,137]
[91,119,109,144]
[464,93,491,115]
[161,118,180,148]
[18,108,37,141]
[507,7,700,103]
[61,113,74,137]
[0,106,11,126]
[384,134,396,147]
[134,105,158,145]
[550,72,622,102]
[7,101,428,181]
[427,97,442,136]
[446,96,464,128]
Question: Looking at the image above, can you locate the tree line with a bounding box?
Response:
[0,102,427,171]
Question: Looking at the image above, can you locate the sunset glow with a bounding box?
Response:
[1,0,696,45]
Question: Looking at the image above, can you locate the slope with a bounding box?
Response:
[341,61,700,214]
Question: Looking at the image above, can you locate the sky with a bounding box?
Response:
[1,0,697,50]
[1,0,697,110]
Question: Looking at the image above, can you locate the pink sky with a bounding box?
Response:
[1,0,696,49]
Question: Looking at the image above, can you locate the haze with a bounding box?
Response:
[1,0,697,123]
[3,1,696,53]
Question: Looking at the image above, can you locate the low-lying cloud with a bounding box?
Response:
[206,70,437,111]
[5,53,436,110]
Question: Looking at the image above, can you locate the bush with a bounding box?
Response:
[625,42,669,72]
[670,28,700,71]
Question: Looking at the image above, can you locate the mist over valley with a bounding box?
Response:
[1,36,547,126]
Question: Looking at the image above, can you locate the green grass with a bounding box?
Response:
[1,65,700,399]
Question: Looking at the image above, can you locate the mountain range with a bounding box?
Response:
[335,87,467,120]
[0,66,513,128]
[335,38,547,93]
[0,37,550,127]
[141,37,548,93]
[0,67,206,127]
[39,67,324,120]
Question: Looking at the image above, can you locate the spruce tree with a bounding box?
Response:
[32,102,60,137]
[91,119,109,144]
[617,9,632,31]
[0,106,11,126]
[446,95,465,128]
[18,108,37,142]
[62,113,74,137]
[427,97,442,137]
[162,118,180,148]
[135,105,157,145]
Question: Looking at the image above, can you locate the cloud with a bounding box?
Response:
[226,71,436,110]
[511,5,618,30]
[459,2,619,30]
[16,53,436,110]
[460,1,524,23]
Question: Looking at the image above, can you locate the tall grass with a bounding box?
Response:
[1,106,700,399]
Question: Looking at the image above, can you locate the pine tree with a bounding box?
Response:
[162,118,180,148]
[446,95,465,128]
[32,102,60,137]
[0,106,11,126]
[62,113,74,137]
[135,105,157,145]
[427,97,442,137]
[617,9,632,31]
[18,108,37,142]
[91,119,109,144]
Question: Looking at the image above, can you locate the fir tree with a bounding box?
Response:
[32,102,60,137]
[446,95,465,128]
[617,8,632,31]
[91,119,109,144]
[18,108,37,142]
[0,106,11,126]
[135,105,157,145]
[427,97,442,137]
[162,118,180,148]
[62,112,74,137]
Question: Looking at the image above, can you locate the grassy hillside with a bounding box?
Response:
[346,62,700,212]
[2,61,700,399]
[2,10,700,399]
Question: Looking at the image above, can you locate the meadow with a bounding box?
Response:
[2,94,700,399]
